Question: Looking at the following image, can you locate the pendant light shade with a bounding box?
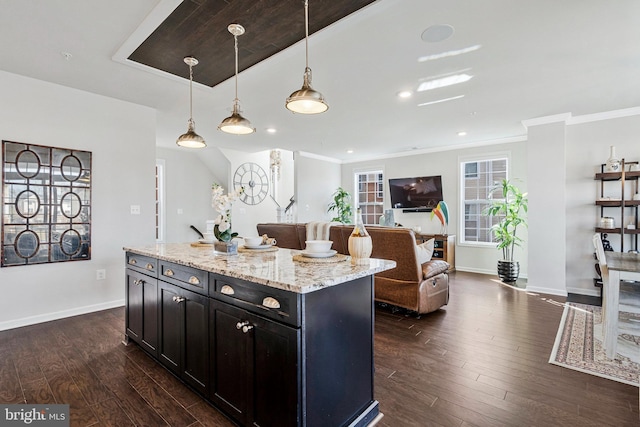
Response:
[177,57,206,148]
[286,0,328,114]
[219,24,255,135]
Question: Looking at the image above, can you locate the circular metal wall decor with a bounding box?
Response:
[60,155,82,182]
[15,150,40,179]
[15,190,41,219]
[233,162,269,205]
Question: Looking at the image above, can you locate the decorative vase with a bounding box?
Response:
[497,260,520,284]
[214,240,238,255]
[348,209,372,265]
[605,145,621,172]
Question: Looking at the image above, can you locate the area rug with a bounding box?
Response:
[549,302,639,386]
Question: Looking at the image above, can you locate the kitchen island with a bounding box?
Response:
[123,243,395,427]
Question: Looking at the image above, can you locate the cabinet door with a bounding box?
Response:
[183,290,209,395]
[209,300,251,425]
[159,282,209,395]
[210,300,300,427]
[159,282,182,374]
[252,314,299,427]
[126,269,158,356]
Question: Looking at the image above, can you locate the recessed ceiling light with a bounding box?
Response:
[397,91,412,98]
[417,74,473,92]
[417,95,465,107]
[347,150,354,154]
[421,24,455,43]
[266,128,277,133]
[457,131,467,136]
[60,51,73,60]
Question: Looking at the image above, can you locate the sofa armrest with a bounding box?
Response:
[421,260,449,279]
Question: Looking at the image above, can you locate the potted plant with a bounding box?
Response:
[327,187,353,224]
[484,179,528,284]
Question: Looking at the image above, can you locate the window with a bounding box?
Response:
[355,170,384,225]
[155,159,165,243]
[459,157,507,244]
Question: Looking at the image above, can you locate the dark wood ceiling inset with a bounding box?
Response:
[129,0,376,86]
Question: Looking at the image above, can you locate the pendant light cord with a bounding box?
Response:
[234,32,239,103]
[304,0,309,70]
[188,63,194,122]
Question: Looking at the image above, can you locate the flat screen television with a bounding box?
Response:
[388,175,443,211]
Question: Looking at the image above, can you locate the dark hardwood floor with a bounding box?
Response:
[0,271,637,426]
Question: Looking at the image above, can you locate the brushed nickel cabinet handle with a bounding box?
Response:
[133,279,144,286]
[262,297,281,309]
[236,320,250,330]
[172,296,185,303]
[221,285,235,295]
[242,325,254,333]
[145,263,154,270]
[188,276,200,285]
[128,258,137,265]
[164,269,174,277]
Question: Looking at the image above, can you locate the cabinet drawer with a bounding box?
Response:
[159,261,209,295]
[126,252,158,277]
[210,274,300,328]
[433,239,444,249]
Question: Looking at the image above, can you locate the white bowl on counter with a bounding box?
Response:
[305,240,333,253]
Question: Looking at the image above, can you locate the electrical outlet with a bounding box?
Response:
[96,269,106,280]
[177,208,183,214]
[130,205,141,215]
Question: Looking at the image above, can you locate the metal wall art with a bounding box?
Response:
[1,140,92,267]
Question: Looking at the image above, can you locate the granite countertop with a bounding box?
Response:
[124,243,396,294]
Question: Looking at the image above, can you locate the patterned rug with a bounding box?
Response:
[549,302,639,386]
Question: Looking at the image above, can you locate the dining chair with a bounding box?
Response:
[592,233,609,319]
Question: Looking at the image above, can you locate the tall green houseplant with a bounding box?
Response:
[327,187,353,224]
[484,179,528,283]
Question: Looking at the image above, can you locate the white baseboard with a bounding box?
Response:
[454,267,496,275]
[526,286,568,297]
[0,299,125,332]
[454,266,528,280]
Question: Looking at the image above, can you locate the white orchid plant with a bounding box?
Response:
[211,183,243,242]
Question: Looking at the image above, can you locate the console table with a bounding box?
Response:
[415,234,455,271]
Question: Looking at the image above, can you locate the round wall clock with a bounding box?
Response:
[233,162,269,205]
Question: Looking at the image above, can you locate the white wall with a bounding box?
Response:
[565,112,640,295]
[526,121,567,296]
[294,152,342,223]
[156,147,218,243]
[340,141,528,275]
[0,70,156,330]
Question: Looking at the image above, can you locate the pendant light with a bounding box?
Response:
[176,57,206,148]
[218,24,255,135]
[285,0,328,114]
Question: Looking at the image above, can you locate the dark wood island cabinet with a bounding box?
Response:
[124,243,395,427]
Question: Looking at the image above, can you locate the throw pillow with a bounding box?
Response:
[415,238,435,265]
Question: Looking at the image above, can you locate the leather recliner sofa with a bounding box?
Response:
[256,223,450,314]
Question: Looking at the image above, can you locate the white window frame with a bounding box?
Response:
[353,167,385,226]
[156,159,166,243]
[458,152,510,247]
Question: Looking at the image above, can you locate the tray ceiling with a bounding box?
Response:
[128,0,376,86]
